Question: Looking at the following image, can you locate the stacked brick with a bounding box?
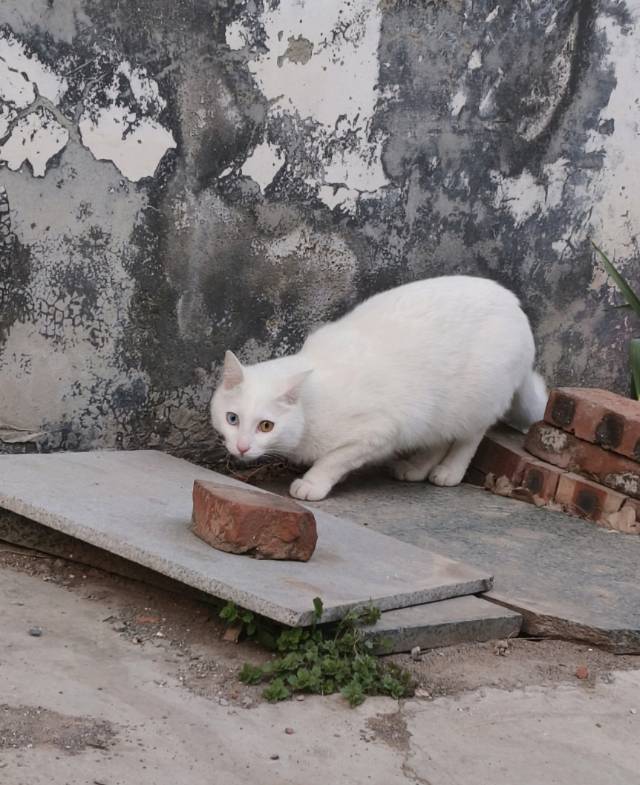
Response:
[468,388,640,535]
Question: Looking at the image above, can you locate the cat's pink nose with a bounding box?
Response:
[237,442,250,456]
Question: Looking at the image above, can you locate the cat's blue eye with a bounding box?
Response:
[226,412,239,426]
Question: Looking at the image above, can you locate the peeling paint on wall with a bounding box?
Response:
[78,62,177,181]
[0,32,68,104]
[227,0,389,212]
[0,0,639,462]
[583,13,640,280]
[0,28,175,182]
[241,141,284,192]
[0,108,69,177]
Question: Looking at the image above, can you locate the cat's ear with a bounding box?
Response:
[278,369,312,405]
[221,351,244,390]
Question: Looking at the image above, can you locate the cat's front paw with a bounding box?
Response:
[290,477,331,501]
[428,463,465,487]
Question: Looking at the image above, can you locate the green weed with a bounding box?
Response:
[220,598,414,707]
[592,241,640,399]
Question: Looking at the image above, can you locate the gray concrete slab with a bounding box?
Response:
[0,451,491,626]
[0,507,210,599]
[277,473,640,652]
[365,596,522,654]
[0,508,521,653]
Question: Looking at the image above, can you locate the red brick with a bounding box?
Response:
[472,426,529,484]
[555,473,626,522]
[545,387,640,462]
[191,480,317,562]
[519,460,562,503]
[525,422,640,499]
[471,427,562,504]
[463,466,486,487]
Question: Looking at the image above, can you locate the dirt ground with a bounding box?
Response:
[1,540,637,711]
[2,540,640,785]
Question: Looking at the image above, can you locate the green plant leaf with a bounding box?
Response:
[630,339,640,401]
[255,627,277,651]
[312,597,324,622]
[238,663,264,685]
[219,602,238,623]
[592,241,640,319]
[234,598,414,707]
[263,678,290,702]
[341,679,365,707]
[358,605,381,625]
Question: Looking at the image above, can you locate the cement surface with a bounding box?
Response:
[3,566,640,785]
[287,473,640,652]
[365,596,522,654]
[0,451,491,626]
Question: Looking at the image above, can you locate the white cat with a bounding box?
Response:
[210,275,547,501]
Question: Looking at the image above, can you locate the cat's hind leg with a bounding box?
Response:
[390,445,449,482]
[428,431,484,487]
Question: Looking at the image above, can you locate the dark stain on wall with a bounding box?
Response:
[0,188,32,345]
[0,0,638,460]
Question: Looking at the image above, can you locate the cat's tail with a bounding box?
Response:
[503,370,548,433]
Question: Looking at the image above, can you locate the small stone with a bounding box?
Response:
[156,631,164,638]
[28,627,42,637]
[241,697,252,708]
[135,614,160,625]
[494,640,510,656]
[295,695,305,701]
[575,665,589,680]
[630,708,637,715]
[223,625,242,643]
[284,727,294,735]
[219,698,229,707]
[410,646,421,661]
[270,754,279,760]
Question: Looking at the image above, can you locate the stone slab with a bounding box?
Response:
[0,451,492,627]
[261,472,640,652]
[0,508,211,600]
[0,507,521,655]
[363,596,522,654]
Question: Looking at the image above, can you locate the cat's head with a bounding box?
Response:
[210,351,311,461]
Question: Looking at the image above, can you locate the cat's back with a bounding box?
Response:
[304,275,522,352]
[353,275,518,319]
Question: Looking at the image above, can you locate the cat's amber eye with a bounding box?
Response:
[258,420,274,433]
[226,412,239,426]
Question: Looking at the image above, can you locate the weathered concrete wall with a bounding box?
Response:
[1,0,639,460]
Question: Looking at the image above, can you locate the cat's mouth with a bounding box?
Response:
[227,446,257,462]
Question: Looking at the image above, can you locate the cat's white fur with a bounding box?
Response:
[211,276,547,501]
